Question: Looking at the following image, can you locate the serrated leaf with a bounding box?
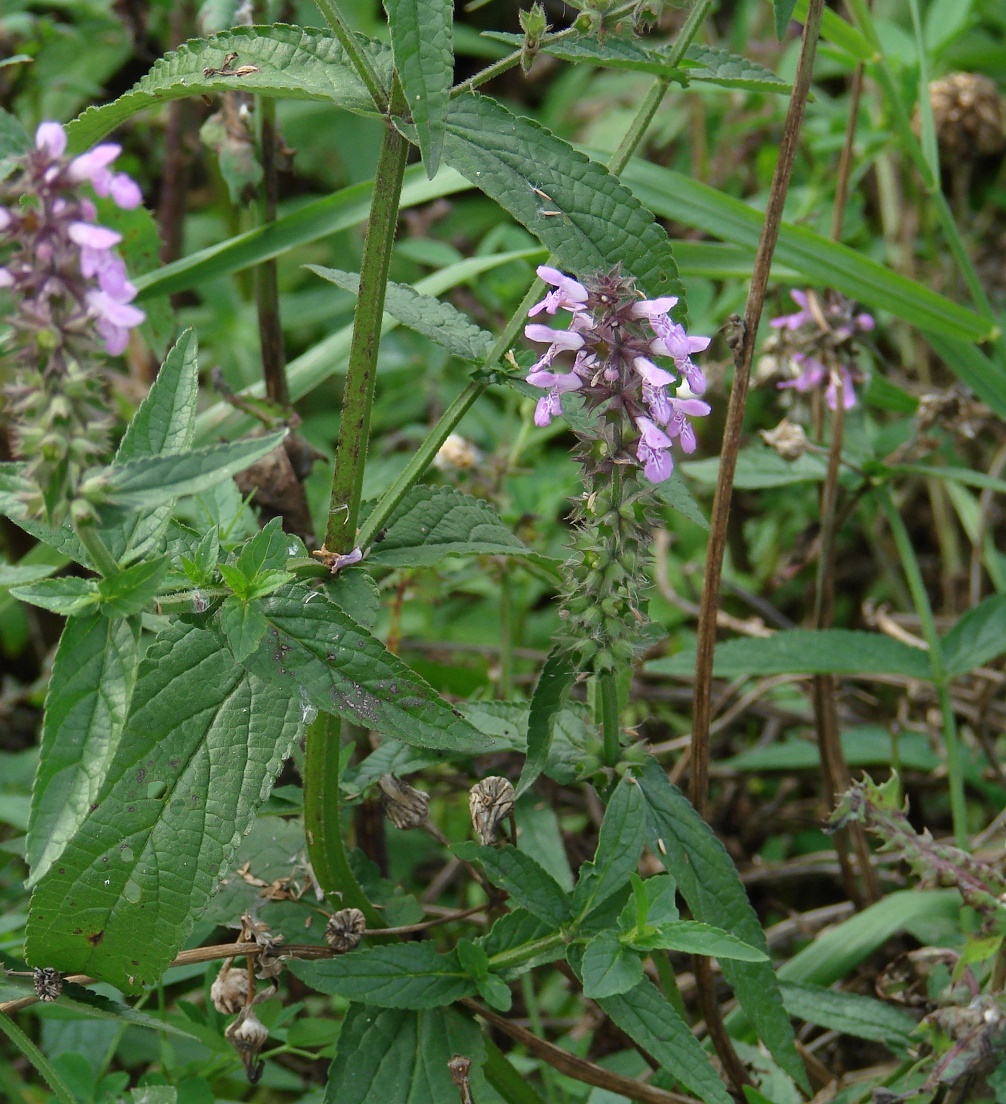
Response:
[780,981,917,1057]
[26,614,142,886]
[9,577,99,615]
[477,972,512,1011]
[682,44,789,92]
[66,26,392,152]
[443,94,683,305]
[478,910,564,978]
[385,0,452,176]
[291,944,474,1008]
[0,563,59,588]
[637,759,806,1090]
[39,981,197,1041]
[569,946,733,1104]
[324,1004,487,1104]
[571,776,646,922]
[941,593,1006,679]
[235,516,292,576]
[580,932,644,998]
[307,266,494,362]
[219,596,269,662]
[93,430,287,508]
[454,842,571,927]
[231,584,493,753]
[632,920,768,961]
[494,30,687,79]
[367,485,534,567]
[25,621,304,991]
[654,469,709,530]
[648,629,931,680]
[97,557,171,616]
[516,645,580,798]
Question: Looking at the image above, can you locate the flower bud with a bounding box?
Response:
[469,776,515,846]
[378,773,431,830]
[518,3,548,42]
[325,907,367,952]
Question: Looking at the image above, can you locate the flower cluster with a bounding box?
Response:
[766,289,874,411]
[0,121,145,519]
[524,266,710,483]
[521,267,711,674]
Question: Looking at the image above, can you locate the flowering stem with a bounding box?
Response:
[877,485,968,848]
[599,670,622,768]
[313,0,388,114]
[323,113,408,553]
[74,521,119,577]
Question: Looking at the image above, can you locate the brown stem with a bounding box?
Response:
[255,95,289,409]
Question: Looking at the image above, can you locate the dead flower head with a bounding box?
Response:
[378,773,431,830]
[211,963,250,1015]
[325,907,366,952]
[225,1004,270,1084]
[469,776,515,846]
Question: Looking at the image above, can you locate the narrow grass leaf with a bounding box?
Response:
[385,0,452,176]
[444,94,683,304]
[26,614,141,886]
[25,621,304,991]
[648,629,931,680]
[638,758,805,1089]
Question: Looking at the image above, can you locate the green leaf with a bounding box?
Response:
[324,1005,488,1104]
[91,430,287,508]
[476,973,512,1011]
[219,596,269,662]
[366,485,535,567]
[683,446,828,489]
[385,0,452,176]
[654,469,709,529]
[580,932,644,998]
[9,577,99,615]
[941,593,1006,679]
[648,629,931,680]
[25,621,304,991]
[97,557,171,616]
[637,758,806,1090]
[632,920,769,962]
[683,44,790,93]
[780,981,917,1057]
[453,843,571,927]
[0,562,59,588]
[443,94,683,303]
[721,727,940,773]
[924,333,1006,420]
[26,614,142,886]
[623,160,994,343]
[514,30,688,79]
[67,26,393,152]
[479,909,565,977]
[519,647,580,799]
[232,584,493,753]
[291,944,475,1008]
[307,266,494,362]
[570,775,646,921]
[235,516,293,576]
[774,0,799,39]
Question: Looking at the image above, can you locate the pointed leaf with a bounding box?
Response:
[307,266,494,362]
[780,981,916,1057]
[67,26,392,152]
[10,577,99,615]
[26,614,142,886]
[291,944,474,1008]
[516,645,580,798]
[385,0,452,176]
[25,621,304,991]
[219,596,269,662]
[683,44,790,93]
[97,557,171,616]
[637,758,806,1090]
[633,920,769,961]
[92,430,287,508]
[774,0,799,39]
[478,909,565,978]
[235,516,296,576]
[453,842,571,927]
[941,593,1006,678]
[367,485,535,567]
[443,94,683,303]
[325,1005,488,1104]
[232,584,494,753]
[571,775,646,921]
[580,932,644,998]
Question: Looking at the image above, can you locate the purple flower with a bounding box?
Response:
[635,416,674,483]
[663,396,711,453]
[528,265,589,317]
[770,289,814,331]
[35,121,67,158]
[527,368,583,426]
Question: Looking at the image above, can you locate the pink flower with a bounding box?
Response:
[663,397,711,453]
[528,265,589,317]
[35,122,67,158]
[526,368,582,426]
[770,289,815,330]
[635,416,674,483]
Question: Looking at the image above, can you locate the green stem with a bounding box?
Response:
[600,667,622,768]
[256,94,289,409]
[0,1011,79,1104]
[313,0,388,113]
[323,117,408,553]
[302,712,384,926]
[877,485,968,847]
[74,521,118,577]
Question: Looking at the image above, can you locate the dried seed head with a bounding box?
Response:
[378,773,431,830]
[927,72,1006,158]
[760,418,808,461]
[325,907,366,952]
[211,963,250,1014]
[449,1054,475,1104]
[33,967,63,1002]
[469,776,515,846]
[225,1005,270,1084]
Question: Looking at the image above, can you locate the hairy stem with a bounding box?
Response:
[313,0,388,113]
